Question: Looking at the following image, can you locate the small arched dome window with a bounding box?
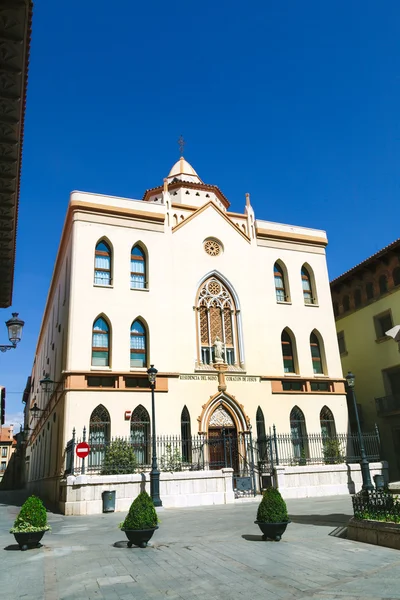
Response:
[92,317,110,366]
[130,320,147,368]
[131,245,147,289]
[366,282,374,300]
[94,241,112,286]
[274,262,288,302]
[379,275,388,295]
[301,266,315,304]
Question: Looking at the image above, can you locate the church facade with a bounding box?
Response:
[24,157,348,496]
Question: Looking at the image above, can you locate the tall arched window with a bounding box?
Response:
[130,405,150,465]
[281,329,296,373]
[379,275,388,294]
[89,405,110,470]
[92,317,110,366]
[290,406,308,462]
[333,301,339,317]
[354,289,362,308]
[301,266,314,304]
[393,267,400,287]
[197,276,240,366]
[94,240,112,286]
[131,245,146,289]
[256,406,267,460]
[342,295,350,312]
[310,332,324,374]
[181,406,192,463]
[320,406,336,438]
[274,262,287,302]
[130,320,147,367]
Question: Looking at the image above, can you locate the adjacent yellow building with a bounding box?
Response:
[331,239,400,480]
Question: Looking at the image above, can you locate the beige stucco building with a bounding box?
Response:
[24,156,349,504]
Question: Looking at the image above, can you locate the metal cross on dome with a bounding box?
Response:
[178,135,185,156]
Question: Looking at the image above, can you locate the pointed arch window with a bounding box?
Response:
[301,266,314,304]
[274,263,287,302]
[131,245,146,289]
[342,295,350,312]
[290,406,308,462]
[320,406,336,438]
[310,332,323,374]
[281,330,296,373]
[94,241,112,286]
[130,320,147,368]
[181,406,192,463]
[130,405,150,465]
[256,406,267,460]
[92,317,110,366]
[197,277,239,366]
[89,405,110,470]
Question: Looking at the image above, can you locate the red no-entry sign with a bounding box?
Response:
[76,441,90,459]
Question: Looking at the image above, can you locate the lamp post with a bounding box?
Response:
[147,364,162,507]
[0,313,24,352]
[346,371,374,492]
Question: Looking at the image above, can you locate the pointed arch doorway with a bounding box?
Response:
[208,403,239,472]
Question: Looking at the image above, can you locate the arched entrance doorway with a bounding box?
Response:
[208,404,239,471]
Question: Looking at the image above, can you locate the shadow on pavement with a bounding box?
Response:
[4,544,22,551]
[289,513,351,526]
[0,490,29,508]
[113,540,130,548]
[242,534,274,542]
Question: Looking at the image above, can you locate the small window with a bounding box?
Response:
[393,267,400,287]
[342,295,350,312]
[301,266,315,304]
[311,381,330,392]
[125,377,150,388]
[274,262,287,302]
[282,380,304,391]
[1,461,6,471]
[333,302,339,317]
[366,282,374,300]
[131,245,146,289]
[87,376,116,388]
[379,275,388,295]
[281,330,296,373]
[337,331,346,355]
[354,289,362,308]
[374,310,393,339]
[1,447,7,457]
[94,241,112,286]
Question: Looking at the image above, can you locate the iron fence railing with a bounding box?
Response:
[352,490,400,522]
[65,427,381,476]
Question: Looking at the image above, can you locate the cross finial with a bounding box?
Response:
[178,135,185,156]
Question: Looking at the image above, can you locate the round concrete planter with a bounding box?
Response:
[13,530,46,551]
[122,526,158,548]
[255,520,290,541]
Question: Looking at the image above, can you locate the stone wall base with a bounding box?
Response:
[347,517,400,550]
[59,468,235,515]
[273,462,388,499]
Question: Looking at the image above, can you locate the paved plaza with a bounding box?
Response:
[1,492,400,600]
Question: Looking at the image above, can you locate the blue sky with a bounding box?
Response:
[3,0,400,426]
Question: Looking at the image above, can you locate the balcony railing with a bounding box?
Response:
[375,394,400,416]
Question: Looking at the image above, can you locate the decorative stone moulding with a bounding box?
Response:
[204,238,223,257]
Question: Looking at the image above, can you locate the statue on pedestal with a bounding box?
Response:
[214,336,225,364]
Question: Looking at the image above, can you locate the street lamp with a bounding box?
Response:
[346,371,374,492]
[0,313,24,352]
[147,364,162,507]
[39,375,55,394]
[29,403,44,419]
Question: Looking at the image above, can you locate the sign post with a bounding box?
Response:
[76,440,90,474]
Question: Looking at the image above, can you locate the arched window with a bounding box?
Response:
[393,267,400,287]
[131,245,146,289]
[130,320,147,367]
[281,329,296,373]
[333,301,339,317]
[290,406,308,462]
[92,317,110,366]
[130,405,150,465]
[89,405,110,470]
[256,406,267,460]
[181,406,192,463]
[366,282,374,300]
[197,276,240,366]
[274,262,287,302]
[310,332,324,374]
[94,241,112,286]
[379,275,388,295]
[342,295,350,312]
[320,406,336,438]
[354,289,362,308]
[301,266,315,304]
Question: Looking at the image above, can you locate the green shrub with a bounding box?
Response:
[120,491,158,530]
[256,488,289,523]
[160,444,183,472]
[10,495,50,533]
[101,439,138,475]
[322,438,344,465]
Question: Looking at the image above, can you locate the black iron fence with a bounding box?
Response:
[65,427,381,477]
[352,490,400,523]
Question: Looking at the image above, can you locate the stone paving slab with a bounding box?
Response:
[1,493,400,599]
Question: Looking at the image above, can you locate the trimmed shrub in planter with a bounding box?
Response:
[101,439,138,475]
[255,487,290,541]
[119,491,158,548]
[10,495,51,550]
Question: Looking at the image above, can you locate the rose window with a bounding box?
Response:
[204,240,221,256]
